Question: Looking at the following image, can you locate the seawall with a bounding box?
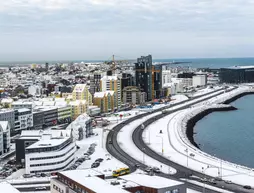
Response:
[186,106,237,149]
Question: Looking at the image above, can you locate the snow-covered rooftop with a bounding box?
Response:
[60,175,128,193]
[0,182,20,193]
[120,174,183,189]
[60,169,103,178]
[26,137,69,149]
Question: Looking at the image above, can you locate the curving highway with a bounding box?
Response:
[106,88,238,193]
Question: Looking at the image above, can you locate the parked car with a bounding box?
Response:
[152,167,161,173]
[91,162,100,168]
[95,158,103,163]
[243,185,252,189]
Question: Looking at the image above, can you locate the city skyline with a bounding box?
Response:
[1,0,254,61]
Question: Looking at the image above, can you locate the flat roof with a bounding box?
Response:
[0,182,20,193]
[224,65,254,70]
[60,176,128,193]
[26,137,69,149]
[60,169,104,178]
[120,174,184,189]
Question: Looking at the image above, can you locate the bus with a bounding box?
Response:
[112,168,130,177]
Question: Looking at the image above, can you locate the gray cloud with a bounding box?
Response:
[1,0,254,61]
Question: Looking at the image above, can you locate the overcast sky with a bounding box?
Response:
[1,0,254,61]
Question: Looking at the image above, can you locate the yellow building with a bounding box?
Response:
[93,91,116,113]
[72,84,92,105]
[100,76,121,109]
[69,100,89,120]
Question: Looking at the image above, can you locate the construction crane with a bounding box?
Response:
[104,55,131,74]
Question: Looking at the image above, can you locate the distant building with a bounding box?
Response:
[89,73,101,95]
[72,84,92,105]
[100,76,121,109]
[162,70,172,86]
[220,66,254,83]
[135,55,162,100]
[192,75,207,87]
[122,86,144,105]
[28,85,42,96]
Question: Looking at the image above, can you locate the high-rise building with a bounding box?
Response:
[72,84,92,105]
[135,55,162,101]
[100,76,121,109]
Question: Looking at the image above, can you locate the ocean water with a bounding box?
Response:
[1,57,254,68]
[194,94,254,168]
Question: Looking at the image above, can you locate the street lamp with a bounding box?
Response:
[185,148,189,167]
[142,147,146,164]
[202,165,220,193]
[156,135,164,155]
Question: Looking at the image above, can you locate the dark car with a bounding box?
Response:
[95,158,103,163]
[243,185,251,189]
[91,162,100,168]
[108,140,113,144]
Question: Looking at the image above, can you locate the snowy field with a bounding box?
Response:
[143,86,254,186]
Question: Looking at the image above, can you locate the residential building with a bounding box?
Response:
[69,100,88,120]
[162,70,172,86]
[192,75,207,87]
[25,134,75,174]
[220,66,254,83]
[122,86,144,105]
[100,76,121,109]
[93,91,116,113]
[14,108,33,134]
[0,109,15,133]
[72,84,92,105]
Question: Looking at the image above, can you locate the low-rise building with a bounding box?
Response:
[0,122,11,155]
[14,108,33,134]
[0,109,15,134]
[87,106,101,116]
[69,100,88,120]
[93,91,116,113]
[57,106,72,124]
[51,170,128,193]
[25,134,75,174]
[66,113,92,140]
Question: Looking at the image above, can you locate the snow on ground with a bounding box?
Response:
[191,86,222,97]
[117,111,177,174]
[76,127,127,177]
[144,86,254,186]
[183,179,235,193]
[187,189,201,193]
[7,169,25,180]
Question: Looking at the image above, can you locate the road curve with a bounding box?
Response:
[106,88,232,193]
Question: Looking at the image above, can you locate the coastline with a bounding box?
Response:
[185,91,254,149]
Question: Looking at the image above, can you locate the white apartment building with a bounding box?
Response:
[162,70,172,86]
[100,76,121,109]
[14,108,33,132]
[25,135,75,174]
[0,78,8,87]
[192,75,207,87]
[0,121,11,156]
